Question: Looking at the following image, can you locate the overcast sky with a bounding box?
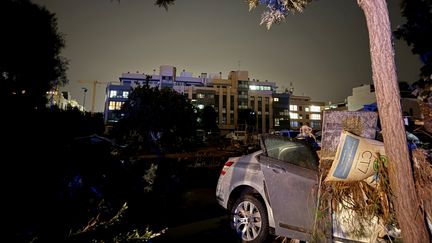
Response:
[33,0,421,112]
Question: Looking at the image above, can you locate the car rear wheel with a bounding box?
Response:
[231,194,269,243]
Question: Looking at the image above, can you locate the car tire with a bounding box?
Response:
[230,194,269,243]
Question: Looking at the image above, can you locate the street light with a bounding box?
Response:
[82,87,88,108]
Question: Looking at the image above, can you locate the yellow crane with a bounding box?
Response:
[77,80,110,113]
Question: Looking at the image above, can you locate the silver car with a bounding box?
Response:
[216,134,320,242]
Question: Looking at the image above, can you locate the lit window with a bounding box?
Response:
[197,93,205,99]
[197,104,204,109]
[122,91,129,98]
[250,85,258,90]
[310,114,321,120]
[109,101,123,110]
[275,118,280,126]
[109,101,116,110]
[289,105,297,111]
[305,107,310,112]
[117,102,123,110]
[290,121,299,127]
[274,97,279,102]
[110,90,117,98]
[310,105,321,112]
[290,112,299,119]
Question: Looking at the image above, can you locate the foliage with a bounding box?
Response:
[154,0,312,29]
[248,0,312,29]
[70,202,166,242]
[197,105,219,133]
[4,107,108,242]
[316,155,398,241]
[238,108,257,132]
[114,85,197,153]
[155,0,175,10]
[394,0,432,80]
[0,0,68,111]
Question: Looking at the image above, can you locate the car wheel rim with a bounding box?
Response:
[233,200,262,241]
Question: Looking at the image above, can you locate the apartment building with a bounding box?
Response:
[289,95,325,131]
[104,65,292,134]
[347,83,422,121]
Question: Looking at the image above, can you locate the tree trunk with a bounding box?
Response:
[358,0,430,242]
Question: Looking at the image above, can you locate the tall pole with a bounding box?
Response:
[91,81,97,114]
[82,87,88,108]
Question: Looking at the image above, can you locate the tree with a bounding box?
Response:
[114,85,197,153]
[238,108,257,132]
[197,105,219,133]
[0,0,68,111]
[155,0,175,10]
[395,0,432,80]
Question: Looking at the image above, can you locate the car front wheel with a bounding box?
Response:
[231,194,269,243]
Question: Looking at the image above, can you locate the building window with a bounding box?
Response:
[290,112,299,119]
[290,121,299,128]
[110,90,117,98]
[310,105,321,112]
[109,101,123,110]
[310,114,321,120]
[265,97,269,104]
[197,93,205,99]
[306,114,309,119]
[299,106,303,111]
[122,91,129,98]
[275,118,280,126]
[274,97,279,102]
[289,105,297,111]
[249,85,272,91]
[305,107,310,112]
[310,121,321,128]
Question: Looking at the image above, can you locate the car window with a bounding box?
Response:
[262,135,318,171]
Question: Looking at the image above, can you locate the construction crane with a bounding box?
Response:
[77,80,110,113]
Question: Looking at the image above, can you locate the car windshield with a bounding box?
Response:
[261,135,319,171]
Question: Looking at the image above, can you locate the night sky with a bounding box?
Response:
[33,0,421,112]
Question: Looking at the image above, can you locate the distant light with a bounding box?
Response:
[197,104,204,109]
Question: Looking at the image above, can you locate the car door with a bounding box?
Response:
[259,135,319,241]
